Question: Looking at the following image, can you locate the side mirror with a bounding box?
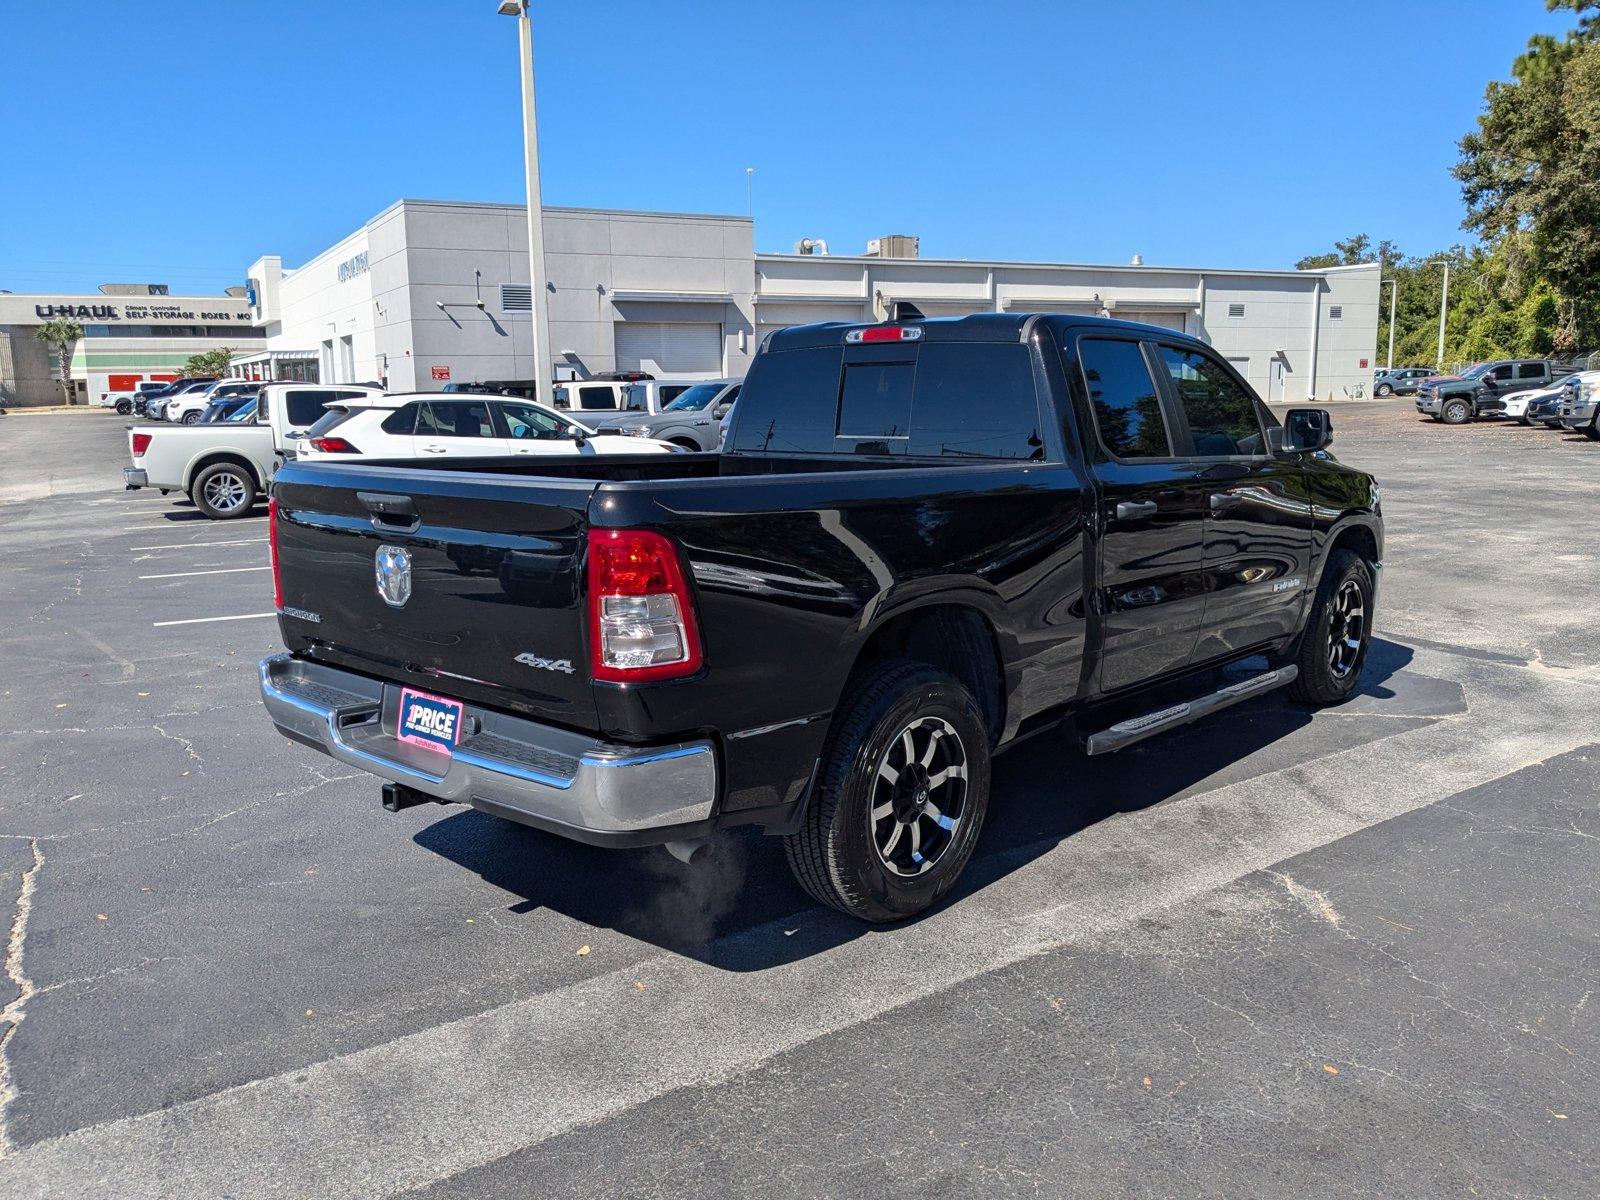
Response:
[1283,408,1333,453]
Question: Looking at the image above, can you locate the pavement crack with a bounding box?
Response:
[150,722,203,771]
[1265,870,1342,927]
[0,838,44,1158]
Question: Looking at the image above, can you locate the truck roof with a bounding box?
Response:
[762,311,1199,353]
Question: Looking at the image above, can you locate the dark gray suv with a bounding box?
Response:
[1372,367,1434,397]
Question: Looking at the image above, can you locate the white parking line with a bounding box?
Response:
[128,539,265,551]
[151,612,275,627]
[138,567,271,580]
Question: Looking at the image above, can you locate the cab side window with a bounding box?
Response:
[284,389,338,428]
[1156,346,1265,456]
[1077,338,1173,459]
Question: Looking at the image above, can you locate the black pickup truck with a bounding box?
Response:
[261,312,1382,922]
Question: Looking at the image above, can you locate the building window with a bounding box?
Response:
[500,283,533,312]
[1227,303,1246,319]
[1329,306,1343,320]
[339,335,355,382]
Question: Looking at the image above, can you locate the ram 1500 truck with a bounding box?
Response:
[1415,359,1552,423]
[260,312,1383,922]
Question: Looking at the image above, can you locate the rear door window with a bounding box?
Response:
[1155,345,1266,456]
[907,342,1042,459]
[1517,362,1545,380]
[418,400,497,437]
[1077,338,1173,459]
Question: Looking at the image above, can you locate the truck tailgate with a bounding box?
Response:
[271,463,600,729]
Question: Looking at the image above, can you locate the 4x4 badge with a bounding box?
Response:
[515,653,575,674]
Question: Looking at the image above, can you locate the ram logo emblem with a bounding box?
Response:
[375,545,413,608]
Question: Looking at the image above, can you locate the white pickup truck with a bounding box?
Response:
[124,383,383,518]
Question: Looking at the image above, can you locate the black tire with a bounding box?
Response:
[668,438,699,451]
[115,399,133,415]
[180,410,201,425]
[783,660,990,923]
[1440,398,1473,425]
[1286,549,1374,706]
[190,461,258,519]
[1375,383,1393,397]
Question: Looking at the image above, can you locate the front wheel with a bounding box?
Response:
[180,410,201,425]
[1375,383,1393,397]
[784,660,990,922]
[190,462,257,519]
[1586,420,1600,442]
[1286,549,1374,706]
[1441,398,1473,425]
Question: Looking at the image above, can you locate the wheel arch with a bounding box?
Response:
[184,451,264,493]
[845,594,1013,747]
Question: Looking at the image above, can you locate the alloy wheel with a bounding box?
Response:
[870,715,968,878]
[203,472,249,513]
[1326,579,1366,679]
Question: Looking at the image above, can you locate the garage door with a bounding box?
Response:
[614,322,723,376]
[1113,309,1189,331]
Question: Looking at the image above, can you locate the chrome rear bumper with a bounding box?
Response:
[259,653,717,842]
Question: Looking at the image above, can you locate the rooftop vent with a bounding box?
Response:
[98,283,170,296]
[864,234,920,259]
[794,238,830,255]
[1130,254,1144,266]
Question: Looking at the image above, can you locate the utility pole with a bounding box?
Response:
[1435,261,1450,369]
[501,0,553,406]
[1383,277,1397,370]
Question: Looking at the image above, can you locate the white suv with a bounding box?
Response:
[166,379,260,424]
[295,392,677,461]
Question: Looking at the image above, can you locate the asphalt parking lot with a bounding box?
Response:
[0,401,1596,1198]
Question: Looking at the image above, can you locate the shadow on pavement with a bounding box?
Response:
[415,637,1420,972]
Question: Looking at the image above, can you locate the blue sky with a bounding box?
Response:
[0,1,1577,294]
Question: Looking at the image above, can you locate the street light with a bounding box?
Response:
[1381,277,1398,370]
[1424,259,1451,369]
[499,0,553,407]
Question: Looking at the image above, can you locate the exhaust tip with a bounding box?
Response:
[664,837,710,866]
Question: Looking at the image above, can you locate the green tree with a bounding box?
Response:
[180,347,235,377]
[1455,0,1600,349]
[34,318,84,405]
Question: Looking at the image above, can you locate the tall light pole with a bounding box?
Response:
[1381,277,1398,370]
[1425,258,1451,369]
[499,0,553,406]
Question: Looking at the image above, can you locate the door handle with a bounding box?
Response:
[1209,491,1241,510]
[421,444,448,454]
[1115,500,1158,520]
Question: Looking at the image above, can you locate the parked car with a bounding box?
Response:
[1500,376,1577,424]
[294,393,677,461]
[1415,360,1552,424]
[550,376,696,417]
[1558,372,1600,438]
[201,391,261,423]
[591,379,741,450]
[94,388,140,414]
[259,311,1382,923]
[125,383,384,518]
[1372,367,1434,397]
[442,380,540,400]
[146,377,220,421]
[166,379,260,425]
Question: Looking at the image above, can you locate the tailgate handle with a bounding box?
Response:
[357,491,421,532]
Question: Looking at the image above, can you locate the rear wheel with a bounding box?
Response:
[115,399,133,415]
[190,462,257,519]
[1441,398,1473,425]
[1286,549,1373,706]
[784,660,990,922]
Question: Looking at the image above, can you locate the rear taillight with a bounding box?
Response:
[268,497,283,610]
[309,436,359,454]
[131,433,152,456]
[586,528,702,683]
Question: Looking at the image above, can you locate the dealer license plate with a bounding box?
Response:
[397,688,465,755]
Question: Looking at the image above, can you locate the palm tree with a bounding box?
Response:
[35,319,84,405]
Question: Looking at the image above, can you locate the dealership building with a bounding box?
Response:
[0,287,265,408]
[241,199,1381,403]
